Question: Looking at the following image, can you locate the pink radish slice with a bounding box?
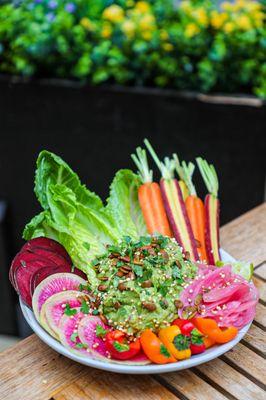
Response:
[40,290,85,338]
[160,179,199,262]
[78,316,109,358]
[22,237,72,265]
[58,310,88,355]
[32,273,87,321]
[78,316,150,365]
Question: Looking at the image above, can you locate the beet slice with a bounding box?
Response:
[22,237,72,265]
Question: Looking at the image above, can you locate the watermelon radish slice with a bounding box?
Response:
[32,273,87,321]
[78,315,109,358]
[77,315,150,365]
[22,237,72,265]
[58,309,88,355]
[30,265,72,297]
[40,290,86,339]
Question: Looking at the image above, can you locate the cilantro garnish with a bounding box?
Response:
[76,343,87,349]
[70,332,78,342]
[64,303,77,317]
[173,334,191,350]
[191,329,204,345]
[132,264,143,277]
[160,344,171,358]
[78,283,91,292]
[80,299,89,314]
[92,309,99,315]
[95,324,108,337]
[172,266,183,283]
[113,341,130,352]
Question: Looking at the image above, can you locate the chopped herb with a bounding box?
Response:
[113,276,120,288]
[116,261,124,267]
[64,303,77,317]
[132,264,143,277]
[139,236,152,246]
[83,242,90,251]
[79,283,91,292]
[191,329,204,345]
[107,245,121,254]
[70,332,78,342]
[159,299,168,309]
[76,342,87,349]
[173,334,191,350]
[172,266,183,283]
[91,258,100,266]
[160,344,171,358]
[80,299,89,314]
[159,283,168,297]
[124,236,132,245]
[96,324,108,337]
[113,341,130,352]
[92,309,99,315]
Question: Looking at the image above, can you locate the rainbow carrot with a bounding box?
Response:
[196,157,220,265]
[144,139,199,262]
[175,158,208,263]
[131,147,172,237]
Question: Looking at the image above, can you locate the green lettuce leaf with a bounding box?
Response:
[106,169,147,239]
[35,150,103,211]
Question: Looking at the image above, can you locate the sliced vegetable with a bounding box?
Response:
[194,318,238,344]
[196,157,220,264]
[105,330,141,360]
[78,316,110,358]
[190,329,206,354]
[173,154,189,200]
[159,325,191,360]
[140,329,176,364]
[174,157,208,263]
[144,139,198,261]
[131,147,172,236]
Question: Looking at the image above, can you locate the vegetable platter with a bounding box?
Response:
[10,140,258,373]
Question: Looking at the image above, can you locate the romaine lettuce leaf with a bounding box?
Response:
[106,169,147,239]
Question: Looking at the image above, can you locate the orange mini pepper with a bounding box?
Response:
[140,329,176,364]
[158,325,191,360]
[194,318,238,344]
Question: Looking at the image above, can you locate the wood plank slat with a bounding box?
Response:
[241,324,266,356]
[221,343,266,387]
[253,276,266,303]
[254,303,266,328]
[254,262,266,281]
[195,358,265,400]
[156,370,228,400]
[52,370,179,400]
[220,203,266,266]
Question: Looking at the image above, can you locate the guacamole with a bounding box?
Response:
[93,236,198,336]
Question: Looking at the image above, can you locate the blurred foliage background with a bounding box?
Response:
[0,0,265,96]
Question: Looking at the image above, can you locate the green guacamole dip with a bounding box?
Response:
[93,236,198,336]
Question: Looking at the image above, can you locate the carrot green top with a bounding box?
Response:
[196,157,219,198]
[144,139,175,180]
[131,147,153,183]
[173,154,196,196]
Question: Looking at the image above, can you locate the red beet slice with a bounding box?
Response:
[22,237,72,265]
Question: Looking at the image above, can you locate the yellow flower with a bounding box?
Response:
[237,15,252,30]
[103,5,124,23]
[160,29,169,40]
[185,23,200,38]
[211,11,227,29]
[101,23,112,38]
[223,21,234,33]
[221,2,233,12]
[194,8,208,27]
[122,20,135,38]
[80,17,94,31]
[136,1,150,13]
[162,43,174,52]
[141,30,152,40]
[139,14,155,31]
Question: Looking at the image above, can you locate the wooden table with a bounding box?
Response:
[1,204,266,400]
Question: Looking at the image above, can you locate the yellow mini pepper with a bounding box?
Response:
[158,325,191,360]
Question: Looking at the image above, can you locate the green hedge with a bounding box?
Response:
[0,0,265,97]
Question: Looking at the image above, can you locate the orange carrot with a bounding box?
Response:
[174,158,208,263]
[131,147,172,237]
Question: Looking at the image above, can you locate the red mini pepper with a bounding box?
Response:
[105,330,141,360]
[190,328,206,354]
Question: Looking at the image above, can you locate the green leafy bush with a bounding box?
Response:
[0,0,265,97]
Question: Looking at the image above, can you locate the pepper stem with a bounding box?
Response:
[144,139,174,180]
[196,157,219,197]
[131,147,153,183]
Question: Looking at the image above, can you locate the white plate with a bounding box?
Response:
[20,249,252,374]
